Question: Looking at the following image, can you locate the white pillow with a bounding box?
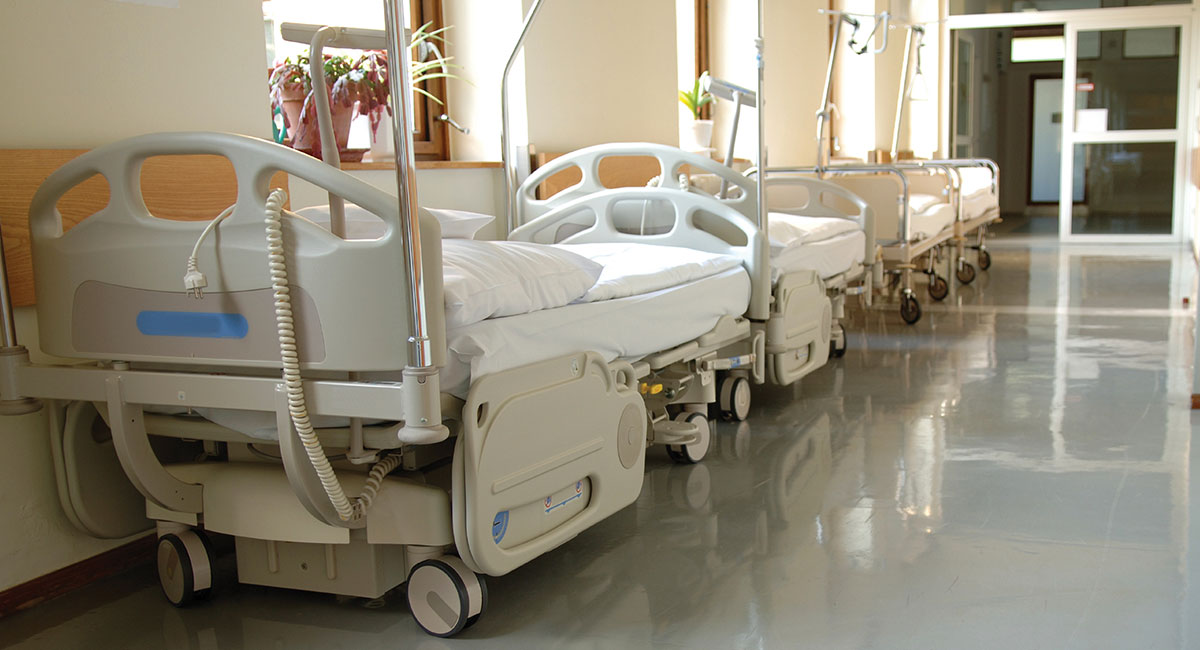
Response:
[767,213,861,250]
[295,204,495,240]
[442,240,603,329]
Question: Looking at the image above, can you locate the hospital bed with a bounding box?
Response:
[0,127,770,637]
[514,142,865,418]
[903,158,1001,277]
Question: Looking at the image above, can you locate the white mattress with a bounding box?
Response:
[187,264,751,440]
[439,266,750,397]
[766,212,861,249]
[909,195,956,241]
[958,167,994,196]
[962,190,998,221]
[771,230,866,282]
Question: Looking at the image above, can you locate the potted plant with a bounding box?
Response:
[267,22,460,162]
[679,71,714,152]
[268,53,357,160]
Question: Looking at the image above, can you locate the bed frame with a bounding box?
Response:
[515,143,864,395]
[0,132,668,636]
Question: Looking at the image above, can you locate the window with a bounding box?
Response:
[262,0,449,161]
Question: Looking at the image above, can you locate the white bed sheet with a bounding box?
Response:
[190,267,751,440]
[770,230,866,282]
[962,190,998,221]
[766,213,861,250]
[440,267,750,397]
[958,168,994,196]
[909,197,956,240]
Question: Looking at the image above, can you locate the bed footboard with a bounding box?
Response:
[764,271,831,385]
[453,352,646,576]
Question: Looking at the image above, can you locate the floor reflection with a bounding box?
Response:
[1,243,1196,649]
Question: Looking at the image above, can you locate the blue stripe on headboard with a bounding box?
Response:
[136,311,249,339]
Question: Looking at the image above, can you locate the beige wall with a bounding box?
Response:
[829,0,943,160]
[709,0,759,162]
[0,0,270,592]
[709,0,829,167]
[444,0,524,161]
[521,0,679,152]
[764,0,830,166]
[0,0,270,148]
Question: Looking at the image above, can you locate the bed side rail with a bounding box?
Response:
[761,174,876,264]
[763,165,913,243]
[28,132,446,372]
[516,142,758,226]
[510,186,770,321]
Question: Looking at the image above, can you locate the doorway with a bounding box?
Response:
[947,7,1191,242]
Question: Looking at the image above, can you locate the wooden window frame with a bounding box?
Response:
[411,0,450,161]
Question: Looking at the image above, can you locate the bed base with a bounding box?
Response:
[25,351,647,620]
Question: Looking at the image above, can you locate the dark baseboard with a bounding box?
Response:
[0,533,155,619]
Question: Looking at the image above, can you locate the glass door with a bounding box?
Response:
[1060,21,1188,240]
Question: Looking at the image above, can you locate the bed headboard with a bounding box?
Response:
[509,186,770,321]
[0,148,290,308]
[26,132,445,372]
[518,143,759,227]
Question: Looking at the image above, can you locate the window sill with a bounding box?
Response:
[343,160,503,171]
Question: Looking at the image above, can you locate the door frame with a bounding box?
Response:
[945,4,1194,243]
[1060,17,1189,242]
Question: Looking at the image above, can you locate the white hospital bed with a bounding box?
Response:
[515,143,857,416]
[772,163,961,324]
[1,132,765,637]
[902,158,1001,277]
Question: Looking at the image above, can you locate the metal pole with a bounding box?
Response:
[719,92,743,200]
[817,17,847,172]
[502,0,549,236]
[383,0,433,368]
[891,27,914,160]
[307,28,347,238]
[0,234,17,349]
[756,0,766,231]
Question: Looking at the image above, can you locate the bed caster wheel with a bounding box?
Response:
[407,556,487,638]
[978,249,991,270]
[899,294,921,325]
[718,376,751,421]
[928,275,948,301]
[830,323,847,359]
[156,530,215,607]
[956,261,976,285]
[667,412,710,464]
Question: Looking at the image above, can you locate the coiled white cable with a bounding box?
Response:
[263,188,399,521]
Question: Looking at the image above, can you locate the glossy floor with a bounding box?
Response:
[3,242,1198,649]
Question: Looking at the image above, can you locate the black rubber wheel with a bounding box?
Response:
[156,531,214,607]
[928,275,949,301]
[830,323,847,359]
[900,295,921,324]
[978,249,992,270]
[956,262,976,285]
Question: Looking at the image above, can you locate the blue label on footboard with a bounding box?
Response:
[492,511,509,544]
[136,311,249,339]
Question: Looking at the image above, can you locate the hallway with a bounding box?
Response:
[1,243,1196,649]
